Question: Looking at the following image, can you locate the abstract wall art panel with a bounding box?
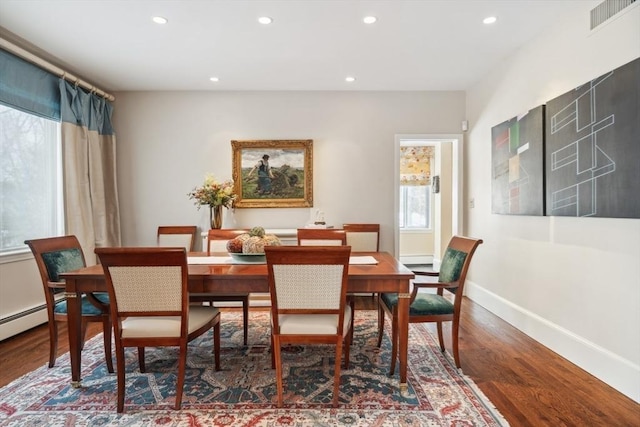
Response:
[545,57,640,218]
[491,105,545,215]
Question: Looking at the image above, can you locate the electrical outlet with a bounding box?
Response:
[469,198,475,208]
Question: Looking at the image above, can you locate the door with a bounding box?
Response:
[394,134,463,269]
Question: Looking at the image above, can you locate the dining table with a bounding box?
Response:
[59,251,414,393]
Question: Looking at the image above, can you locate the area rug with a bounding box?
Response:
[0,310,508,426]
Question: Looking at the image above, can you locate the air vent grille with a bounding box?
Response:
[590,0,636,30]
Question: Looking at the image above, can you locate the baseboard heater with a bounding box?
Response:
[0,304,48,341]
[0,303,47,325]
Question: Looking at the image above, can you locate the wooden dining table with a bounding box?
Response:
[59,251,414,393]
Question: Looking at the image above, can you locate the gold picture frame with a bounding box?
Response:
[231,139,313,208]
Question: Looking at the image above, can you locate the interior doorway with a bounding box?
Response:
[394,134,463,269]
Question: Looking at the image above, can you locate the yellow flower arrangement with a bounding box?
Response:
[188,174,237,209]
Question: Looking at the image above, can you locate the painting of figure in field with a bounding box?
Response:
[241,149,305,199]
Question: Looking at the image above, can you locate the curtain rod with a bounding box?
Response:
[0,37,115,102]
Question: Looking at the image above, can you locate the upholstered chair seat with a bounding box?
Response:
[380,292,454,316]
[276,305,353,335]
[54,293,110,316]
[121,307,218,338]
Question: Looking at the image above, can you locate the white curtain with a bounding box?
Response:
[59,80,121,263]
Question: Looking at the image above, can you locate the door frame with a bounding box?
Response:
[394,134,463,268]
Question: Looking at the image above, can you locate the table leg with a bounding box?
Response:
[397,291,410,394]
[65,287,83,387]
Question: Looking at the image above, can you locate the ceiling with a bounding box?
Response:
[0,0,591,93]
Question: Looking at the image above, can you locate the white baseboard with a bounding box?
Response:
[465,281,640,403]
[0,309,47,341]
[400,255,433,265]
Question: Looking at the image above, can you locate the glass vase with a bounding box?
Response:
[209,205,223,229]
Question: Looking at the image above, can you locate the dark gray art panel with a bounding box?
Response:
[545,57,640,218]
[491,105,545,215]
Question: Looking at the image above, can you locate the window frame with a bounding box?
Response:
[399,183,432,231]
[0,104,64,258]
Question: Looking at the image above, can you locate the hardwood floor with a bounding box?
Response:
[0,297,638,426]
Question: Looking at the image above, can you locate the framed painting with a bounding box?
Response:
[491,105,545,215]
[545,57,640,218]
[231,139,313,208]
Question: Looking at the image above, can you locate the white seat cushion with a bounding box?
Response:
[121,306,218,338]
[276,305,352,336]
[299,239,343,246]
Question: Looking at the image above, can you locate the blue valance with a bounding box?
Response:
[0,48,60,121]
[59,79,114,135]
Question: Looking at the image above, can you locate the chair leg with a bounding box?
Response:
[137,347,146,373]
[332,340,343,408]
[389,309,398,376]
[213,320,221,371]
[115,345,126,413]
[174,343,188,410]
[376,299,385,348]
[48,319,58,368]
[242,295,249,346]
[270,331,276,369]
[344,302,355,369]
[102,316,114,373]
[436,322,445,352]
[273,335,283,408]
[80,320,88,350]
[451,320,461,369]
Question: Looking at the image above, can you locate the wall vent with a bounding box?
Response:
[590,0,636,30]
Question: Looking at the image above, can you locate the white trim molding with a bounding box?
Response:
[466,281,640,403]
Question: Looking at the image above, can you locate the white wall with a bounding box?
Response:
[112,91,465,252]
[0,90,465,339]
[465,1,640,402]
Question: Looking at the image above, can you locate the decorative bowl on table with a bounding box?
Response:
[228,252,266,263]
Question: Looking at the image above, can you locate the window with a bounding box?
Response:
[399,184,431,229]
[0,105,63,254]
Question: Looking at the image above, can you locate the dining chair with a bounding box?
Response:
[343,223,380,299]
[24,235,113,372]
[95,246,221,413]
[157,225,198,251]
[265,245,353,407]
[377,235,483,374]
[343,223,380,252]
[296,228,347,246]
[190,228,250,345]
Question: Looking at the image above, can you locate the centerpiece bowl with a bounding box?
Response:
[229,252,266,263]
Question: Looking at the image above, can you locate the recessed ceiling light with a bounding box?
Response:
[483,16,497,24]
[345,76,356,83]
[152,16,168,24]
[258,16,273,25]
[363,16,377,24]
[209,77,219,82]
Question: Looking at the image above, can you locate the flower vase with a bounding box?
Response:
[209,205,223,229]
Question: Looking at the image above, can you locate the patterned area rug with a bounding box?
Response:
[0,310,508,426]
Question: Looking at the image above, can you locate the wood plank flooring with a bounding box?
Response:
[0,297,638,426]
